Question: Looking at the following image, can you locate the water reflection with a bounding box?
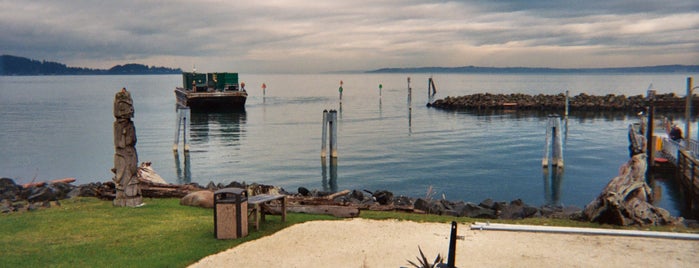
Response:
[189,111,247,144]
[543,167,564,206]
[649,171,699,219]
[174,151,191,184]
[321,158,338,192]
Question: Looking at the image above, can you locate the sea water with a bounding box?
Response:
[0,73,695,217]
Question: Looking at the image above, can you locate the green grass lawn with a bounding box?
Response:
[1,197,696,267]
[0,198,336,267]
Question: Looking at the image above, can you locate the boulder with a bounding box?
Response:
[0,178,21,201]
[460,202,497,219]
[478,198,495,209]
[394,195,413,207]
[180,190,214,208]
[298,187,310,196]
[372,190,394,205]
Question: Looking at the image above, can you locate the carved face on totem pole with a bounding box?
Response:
[114,88,134,119]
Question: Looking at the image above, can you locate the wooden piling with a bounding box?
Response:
[321,109,338,158]
[646,90,656,173]
[173,107,190,152]
[330,110,338,158]
[564,90,569,117]
[407,77,412,108]
[543,115,564,167]
[321,110,328,158]
[686,77,693,142]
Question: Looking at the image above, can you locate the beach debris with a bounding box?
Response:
[0,177,78,212]
[138,162,167,184]
[583,154,679,226]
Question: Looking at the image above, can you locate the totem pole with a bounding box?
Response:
[112,88,143,207]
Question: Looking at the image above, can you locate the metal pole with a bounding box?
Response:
[446,221,457,268]
[646,90,656,173]
[686,77,693,143]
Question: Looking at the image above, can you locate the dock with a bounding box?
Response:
[657,137,699,210]
[630,123,699,212]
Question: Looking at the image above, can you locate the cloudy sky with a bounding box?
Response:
[1,0,698,73]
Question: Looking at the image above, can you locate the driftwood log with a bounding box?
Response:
[583,154,678,226]
[266,204,360,218]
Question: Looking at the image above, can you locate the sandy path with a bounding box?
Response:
[190,219,699,268]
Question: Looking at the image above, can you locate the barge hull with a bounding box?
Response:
[175,88,247,111]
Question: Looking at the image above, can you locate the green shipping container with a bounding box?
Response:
[209,72,239,90]
[182,72,206,89]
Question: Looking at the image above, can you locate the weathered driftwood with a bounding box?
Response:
[324,189,350,200]
[266,204,360,218]
[583,154,677,226]
[21,178,76,189]
[138,179,204,198]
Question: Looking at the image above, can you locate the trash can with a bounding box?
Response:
[214,188,248,239]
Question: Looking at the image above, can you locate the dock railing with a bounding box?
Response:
[677,149,699,208]
[660,137,699,163]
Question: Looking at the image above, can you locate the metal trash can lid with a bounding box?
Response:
[214,188,248,203]
[214,188,247,196]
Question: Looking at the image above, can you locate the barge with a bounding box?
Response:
[175,72,247,110]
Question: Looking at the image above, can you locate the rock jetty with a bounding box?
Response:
[428,92,689,112]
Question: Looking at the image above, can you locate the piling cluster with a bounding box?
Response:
[428,92,687,112]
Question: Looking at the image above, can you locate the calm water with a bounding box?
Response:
[1,73,696,217]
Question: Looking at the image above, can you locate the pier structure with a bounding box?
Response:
[173,106,190,152]
[427,77,437,101]
[636,77,699,212]
[657,136,699,211]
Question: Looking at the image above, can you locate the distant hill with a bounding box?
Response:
[367,65,699,74]
[0,55,182,75]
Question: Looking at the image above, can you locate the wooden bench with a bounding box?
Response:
[247,194,286,230]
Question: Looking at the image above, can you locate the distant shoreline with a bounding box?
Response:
[0,55,182,76]
[367,65,699,74]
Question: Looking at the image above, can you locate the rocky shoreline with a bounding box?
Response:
[427,92,689,112]
[3,176,691,228]
[0,177,580,221]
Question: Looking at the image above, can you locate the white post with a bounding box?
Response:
[183,108,190,152]
[173,107,190,152]
[542,117,552,167]
[173,109,181,152]
[321,110,328,158]
[330,110,338,158]
[553,116,564,167]
[564,90,569,117]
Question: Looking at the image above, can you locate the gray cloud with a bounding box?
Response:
[1,0,697,73]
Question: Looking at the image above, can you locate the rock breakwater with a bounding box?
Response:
[428,92,688,112]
